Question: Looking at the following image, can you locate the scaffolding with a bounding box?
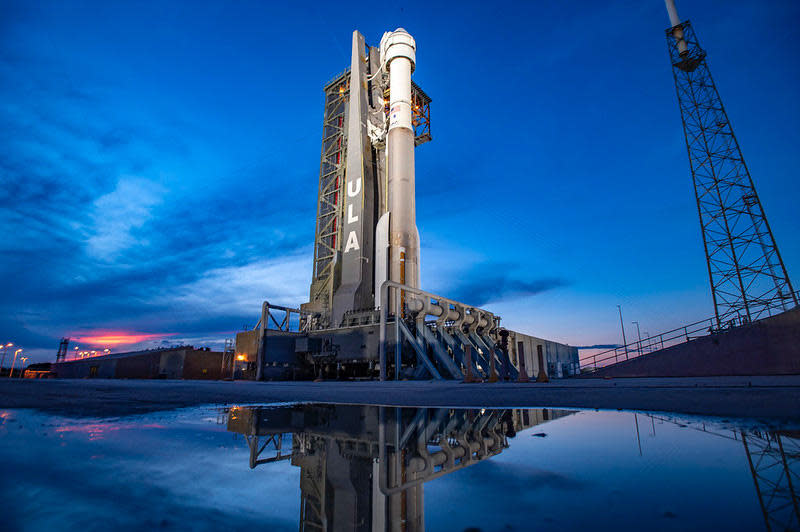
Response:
[307,71,350,322]
[410,81,432,146]
[220,338,234,380]
[56,337,70,363]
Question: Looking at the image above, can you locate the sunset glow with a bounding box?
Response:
[73,333,174,346]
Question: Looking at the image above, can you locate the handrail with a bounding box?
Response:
[579,294,798,373]
[579,316,715,372]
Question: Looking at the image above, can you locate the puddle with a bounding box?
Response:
[0,405,797,531]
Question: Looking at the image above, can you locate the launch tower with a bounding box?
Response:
[664,0,797,327]
[304,30,431,329]
[235,28,579,381]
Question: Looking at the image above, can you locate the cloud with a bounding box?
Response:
[0,48,315,362]
[575,344,620,350]
[86,177,166,260]
[163,251,311,316]
[445,263,569,307]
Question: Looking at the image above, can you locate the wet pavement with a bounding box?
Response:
[1,403,797,531]
[2,377,800,419]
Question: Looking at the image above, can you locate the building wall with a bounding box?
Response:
[115,352,161,378]
[590,308,800,377]
[507,331,579,379]
[53,347,224,380]
[236,329,259,360]
[183,350,224,380]
[160,350,186,379]
[55,358,117,378]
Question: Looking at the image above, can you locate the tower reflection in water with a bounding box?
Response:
[644,413,800,532]
[226,405,572,531]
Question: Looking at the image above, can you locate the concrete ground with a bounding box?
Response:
[1,376,799,420]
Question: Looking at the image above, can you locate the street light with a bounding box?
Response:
[632,321,643,355]
[617,305,629,360]
[19,356,28,377]
[8,349,22,378]
[1,342,12,371]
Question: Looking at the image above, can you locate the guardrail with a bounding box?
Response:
[579,294,799,374]
[579,317,715,372]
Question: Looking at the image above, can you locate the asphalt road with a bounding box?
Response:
[1,376,799,420]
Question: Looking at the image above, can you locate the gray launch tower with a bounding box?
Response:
[235,28,578,382]
[303,30,431,329]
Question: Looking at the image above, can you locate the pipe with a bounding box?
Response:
[380,29,419,300]
[379,280,500,380]
[664,0,688,56]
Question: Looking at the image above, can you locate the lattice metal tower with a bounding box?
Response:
[742,431,800,532]
[665,4,797,328]
[307,71,349,323]
[56,337,70,363]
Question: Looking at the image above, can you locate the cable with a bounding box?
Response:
[367,60,385,82]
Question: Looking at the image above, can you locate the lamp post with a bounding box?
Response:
[1,342,12,372]
[9,349,22,378]
[632,321,643,356]
[617,305,629,360]
[19,356,28,377]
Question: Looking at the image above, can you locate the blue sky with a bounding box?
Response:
[2,0,799,363]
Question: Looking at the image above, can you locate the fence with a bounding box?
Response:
[579,292,798,374]
[580,317,713,372]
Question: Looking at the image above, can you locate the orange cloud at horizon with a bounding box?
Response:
[72,332,175,346]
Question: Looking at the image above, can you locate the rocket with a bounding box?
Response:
[380,28,421,295]
[308,27,427,324]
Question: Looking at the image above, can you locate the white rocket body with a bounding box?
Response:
[380,29,420,294]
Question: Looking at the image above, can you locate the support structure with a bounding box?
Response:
[306,71,349,326]
[56,337,70,363]
[664,1,797,328]
[743,431,800,531]
[221,338,234,380]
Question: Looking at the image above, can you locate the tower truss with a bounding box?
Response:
[666,20,797,327]
[742,431,800,532]
[307,72,349,321]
